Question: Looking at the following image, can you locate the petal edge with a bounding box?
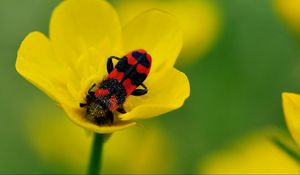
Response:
[62,105,136,133]
[16,31,75,107]
[282,92,300,148]
[121,68,190,120]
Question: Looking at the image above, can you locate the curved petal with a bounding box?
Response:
[116,0,221,63]
[122,9,182,73]
[120,68,190,120]
[62,105,136,133]
[50,0,122,65]
[282,92,300,148]
[16,31,76,107]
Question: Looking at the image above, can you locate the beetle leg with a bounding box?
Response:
[86,94,93,101]
[132,83,148,96]
[107,56,121,73]
[117,106,127,114]
[88,91,95,96]
[87,84,97,98]
[80,103,87,107]
[80,84,96,107]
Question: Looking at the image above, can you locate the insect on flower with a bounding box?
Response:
[80,49,152,125]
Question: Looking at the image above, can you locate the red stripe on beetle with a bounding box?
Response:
[95,88,109,97]
[127,54,137,65]
[136,64,149,74]
[109,95,118,111]
[107,70,124,82]
[146,53,152,63]
[122,78,136,96]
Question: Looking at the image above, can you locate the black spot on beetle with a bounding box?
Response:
[132,51,150,68]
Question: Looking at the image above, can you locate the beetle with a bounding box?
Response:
[80,49,152,125]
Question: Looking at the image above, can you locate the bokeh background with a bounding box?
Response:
[1,0,300,173]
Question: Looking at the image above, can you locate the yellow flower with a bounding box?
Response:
[114,0,222,64]
[274,0,300,36]
[199,128,300,174]
[25,101,175,173]
[16,0,190,133]
[282,92,300,148]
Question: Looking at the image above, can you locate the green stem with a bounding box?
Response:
[88,133,104,175]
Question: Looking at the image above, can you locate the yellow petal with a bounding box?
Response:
[62,105,136,133]
[121,68,190,120]
[116,0,221,64]
[16,31,76,107]
[282,92,300,148]
[50,0,122,65]
[63,47,109,108]
[122,9,182,73]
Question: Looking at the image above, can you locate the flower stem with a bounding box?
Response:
[88,133,104,175]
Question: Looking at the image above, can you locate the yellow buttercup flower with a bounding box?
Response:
[274,0,300,36]
[16,0,190,133]
[114,0,222,64]
[199,129,300,174]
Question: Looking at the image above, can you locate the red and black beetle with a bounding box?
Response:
[80,49,152,125]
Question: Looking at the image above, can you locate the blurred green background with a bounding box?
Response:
[1,0,300,173]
